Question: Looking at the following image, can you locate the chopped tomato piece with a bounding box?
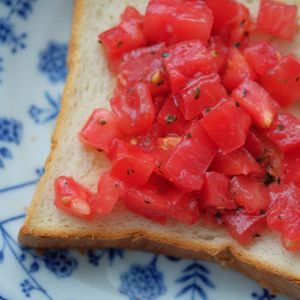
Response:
[161,121,217,191]
[257,0,298,41]
[99,7,146,59]
[245,129,284,179]
[243,41,281,77]
[111,141,156,186]
[120,6,143,22]
[117,43,170,96]
[267,184,300,251]
[209,36,229,74]
[210,147,262,176]
[232,80,277,128]
[123,183,169,224]
[143,0,213,45]
[93,172,124,214]
[177,73,227,120]
[283,147,300,186]
[156,96,188,135]
[79,109,124,153]
[265,113,300,152]
[199,206,224,227]
[222,48,257,92]
[206,0,254,46]
[54,176,95,220]
[199,172,236,209]
[225,209,267,245]
[163,40,217,94]
[230,176,270,214]
[201,101,251,154]
[110,82,155,135]
[261,55,300,107]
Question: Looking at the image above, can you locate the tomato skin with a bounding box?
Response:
[123,183,169,224]
[93,172,124,214]
[110,82,155,135]
[199,172,236,209]
[161,121,217,191]
[79,109,124,153]
[143,0,213,45]
[222,48,257,92]
[201,101,251,154]
[230,176,270,214]
[111,141,156,186]
[210,147,262,176]
[283,147,300,186]
[177,72,227,120]
[243,41,281,77]
[265,113,300,153]
[163,40,217,94]
[209,36,229,73]
[261,55,300,107]
[225,209,267,245]
[257,0,298,41]
[232,80,277,129]
[54,176,95,220]
[156,96,188,135]
[117,43,171,96]
[267,184,300,251]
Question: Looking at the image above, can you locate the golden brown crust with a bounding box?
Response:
[18,1,300,299]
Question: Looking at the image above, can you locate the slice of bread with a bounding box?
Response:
[19,0,300,298]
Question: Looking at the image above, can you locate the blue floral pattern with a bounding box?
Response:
[120,255,167,300]
[88,249,123,266]
[252,288,276,300]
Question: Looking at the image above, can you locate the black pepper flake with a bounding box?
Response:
[99,119,107,126]
[260,209,266,215]
[235,101,240,107]
[240,19,246,27]
[165,114,177,124]
[126,168,135,175]
[242,89,248,97]
[256,157,263,163]
[186,132,192,139]
[194,87,201,100]
[214,212,222,220]
[157,79,164,86]
[233,42,241,48]
[263,172,276,186]
[252,233,261,238]
[277,124,285,131]
[205,107,211,114]
[117,40,123,48]
[162,52,170,58]
[278,215,283,220]
[98,40,102,44]
[277,177,281,184]
[144,198,152,204]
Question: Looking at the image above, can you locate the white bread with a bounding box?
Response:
[19,0,300,298]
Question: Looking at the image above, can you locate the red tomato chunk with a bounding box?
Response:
[143,0,213,45]
[283,147,300,186]
[257,0,298,41]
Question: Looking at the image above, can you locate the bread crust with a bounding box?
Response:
[18,0,300,299]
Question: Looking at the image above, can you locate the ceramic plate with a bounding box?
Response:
[0,1,293,299]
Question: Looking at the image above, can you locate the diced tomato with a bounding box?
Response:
[222,48,257,92]
[225,209,267,245]
[99,7,146,59]
[54,176,95,220]
[265,113,300,152]
[206,0,254,46]
[123,183,169,224]
[143,0,213,45]
[232,80,277,128]
[283,147,300,186]
[243,41,281,77]
[201,101,251,154]
[163,40,217,94]
[245,129,284,179]
[177,73,227,120]
[117,43,171,95]
[121,6,143,23]
[79,109,124,153]
[161,121,217,191]
[199,172,236,209]
[209,36,229,74]
[230,176,270,214]
[267,184,300,251]
[261,55,300,107]
[257,0,298,41]
[156,96,188,135]
[111,141,156,186]
[110,82,155,135]
[199,206,225,227]
[93,172,124,214]
[210,147,262,176]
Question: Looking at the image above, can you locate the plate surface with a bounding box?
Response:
[0,1,293,299]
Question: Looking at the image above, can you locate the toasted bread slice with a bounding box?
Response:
[19,0,300,298]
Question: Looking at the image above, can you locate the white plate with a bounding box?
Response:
[0,1,293,299]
